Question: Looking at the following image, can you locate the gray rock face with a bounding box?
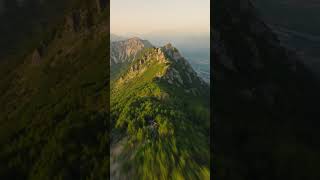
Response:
[160,44,208,89]
[114,39,208,94]
[110,37,153,65]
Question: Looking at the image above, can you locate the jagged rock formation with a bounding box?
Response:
[214,0,320,179]
[114,41,207,95]
[160,44,207,89]
[31,48,41,65]
[110,37,153,66]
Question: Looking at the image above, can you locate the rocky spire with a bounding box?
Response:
[31,48,41,65]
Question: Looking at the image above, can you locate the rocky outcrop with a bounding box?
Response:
[110,37,153,65]
[31,42,47,65]
[115,41,208,95]
[160,43,206,89]
[31,48,41,65]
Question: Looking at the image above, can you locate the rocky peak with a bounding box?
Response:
[116,43,208,95]
[31,48,42,65]
[161,43,183,62]
[110,37,153,65]
[160,47,206,91]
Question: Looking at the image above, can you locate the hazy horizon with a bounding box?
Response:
[111,0,210,35]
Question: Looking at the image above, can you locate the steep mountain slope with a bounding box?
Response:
[214,0,320,179]
[110,37,153,79]
[110,37,153,65]
[110,41,210,179]
[0,0,107,59]
[0,1,110,179]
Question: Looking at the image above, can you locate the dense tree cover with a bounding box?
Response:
[0,3,110,179]
[110,48,210,179]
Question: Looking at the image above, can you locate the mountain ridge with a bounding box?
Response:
[115,42,207,89]
[110,37,210,179]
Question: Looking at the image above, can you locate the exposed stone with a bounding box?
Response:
[31,49,41,65]
[110,37,153,65]
[113,40,206,91]
[64,15,75,32]
[186,73,193,84]
[171,68,184,85]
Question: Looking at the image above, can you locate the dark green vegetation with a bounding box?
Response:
[110,44,210,179]
[214,0,320,179]
[0,0,110,179]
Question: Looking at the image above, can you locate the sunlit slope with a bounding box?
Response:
[110,43,210,179]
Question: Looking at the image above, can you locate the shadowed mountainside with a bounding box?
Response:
[0,0,110,179]
[213,0,320,179]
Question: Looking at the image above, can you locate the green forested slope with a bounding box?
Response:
[0,1,110,179]
[110,44,210,179]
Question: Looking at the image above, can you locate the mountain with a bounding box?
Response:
[214,0,320,179]
[126,32,211,83]
[110,33,126,42]
[110,38,210,179]
[110,37,154,80]
[110,37,153,66]
[0,0,110,179]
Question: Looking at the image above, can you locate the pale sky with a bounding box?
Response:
[111,0,210,35]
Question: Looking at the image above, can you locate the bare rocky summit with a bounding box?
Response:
[112,38,208,95]
[110,37,153,66]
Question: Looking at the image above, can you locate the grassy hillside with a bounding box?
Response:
[110,47,210,179]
